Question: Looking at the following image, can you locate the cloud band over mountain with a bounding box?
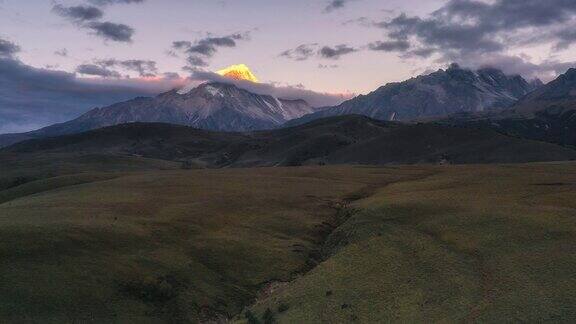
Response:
[0,58,183,134]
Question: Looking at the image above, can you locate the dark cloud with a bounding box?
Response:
[186,36,239,56]
[403,47,435,58]
[187,70,352,107]
[0,38,20,58]
[280,43,357,61]
[117,60,157,77]
[87,0,145,6]
[381,13,504,56]
[172,32,250,69]
[172,41,192,50]
[75,59,158,78]
[556,28,576,50]
[51,4,135,43]
[0,58,184,134]
[96,59,158,77]
[280,44,318,61]
[162,72,181,80]
[185,56,209,68]
[87,22,134,42]
[76,64,121,78]
[458,54,576,81]
[186,43,217,57]
[436,0,576,30]
[342,17,371,27]
[369,0,576,79]
[368,40,410,52]
[325,0,355,13]
[319,45,357,59]
[377,0,576,54]
[54,48,68,57]
[52,5,104,22]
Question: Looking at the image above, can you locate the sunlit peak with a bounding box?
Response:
[216,64,259,83]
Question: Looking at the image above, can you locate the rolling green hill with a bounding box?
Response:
[1,163,576,322]
[243,163,576,323]
[0,165,423,322]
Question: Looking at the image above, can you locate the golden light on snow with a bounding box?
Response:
[216,64,259,83]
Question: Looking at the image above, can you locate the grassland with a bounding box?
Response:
[1,159,576,323]
[0,162,426,323]
[0,152,180,192]
[246,163,576,323]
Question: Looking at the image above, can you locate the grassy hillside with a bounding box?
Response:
[5,116,576,167]
[244,163,576,323]
[2,162,576,322]
[0,152,182,212]
[0,166,425,322]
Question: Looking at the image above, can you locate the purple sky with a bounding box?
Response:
[1,0,576,133]
[0,0,445,93]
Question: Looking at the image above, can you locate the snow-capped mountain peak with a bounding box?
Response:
[216,64,259,83]
[20,81,319,137]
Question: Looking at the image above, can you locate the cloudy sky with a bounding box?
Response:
[1,0,576,133]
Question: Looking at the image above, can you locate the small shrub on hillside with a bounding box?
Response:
[262,308,275,324]
[245,310,260,324]
[277,303,289,313]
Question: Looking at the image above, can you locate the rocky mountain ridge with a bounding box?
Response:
[288,64,541,126]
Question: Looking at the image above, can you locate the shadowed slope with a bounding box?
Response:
[5,115,576,167]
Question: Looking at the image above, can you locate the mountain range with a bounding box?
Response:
[4,63,576,152]
[287,63,541,126]
[443,68,576,147]
[0,81,316,147]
